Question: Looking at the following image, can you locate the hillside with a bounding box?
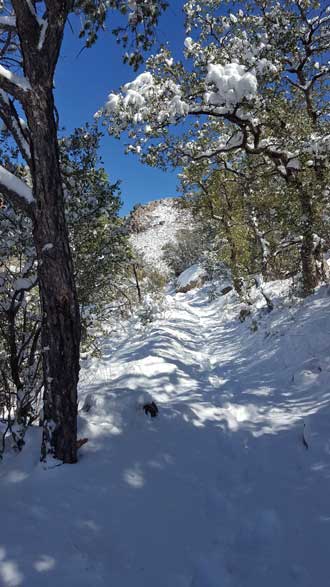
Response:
[1,279,330,586]
[128,197,192,275]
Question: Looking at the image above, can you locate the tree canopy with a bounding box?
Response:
[99,0,330,294]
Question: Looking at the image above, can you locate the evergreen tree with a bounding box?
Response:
[0,0,166,462]
[100,0,330,296]
[0,124,132,456]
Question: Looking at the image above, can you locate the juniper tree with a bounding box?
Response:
[178,153,308,289]
[99,0,330,296]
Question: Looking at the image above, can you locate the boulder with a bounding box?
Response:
[221,285,233,296]
[176,264,207,293]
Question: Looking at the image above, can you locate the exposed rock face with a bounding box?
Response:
[128,200,164,234]
[128,198,192,275]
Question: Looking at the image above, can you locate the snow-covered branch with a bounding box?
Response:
[0,165,34,214]
[24,0,48,51]
[11,0,51,71]
[0,15,16,31]
[13,274,38,294]
[99,0,330,182]
[0,64,31,98]
[0,91,31,162]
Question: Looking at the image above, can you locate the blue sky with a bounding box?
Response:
[55,4,185,215]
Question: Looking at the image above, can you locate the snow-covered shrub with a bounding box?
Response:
[202,254,231,283]
[136,294,165,326]
[201,254,233,300]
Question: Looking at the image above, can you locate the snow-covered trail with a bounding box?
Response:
[1,285,330,587]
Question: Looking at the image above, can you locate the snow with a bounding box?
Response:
[0,65,31,93]
[0,165,34,204]
[25,0,48,51]
[13,276,37,291]
[37,18,48,51]
[287,157,301,170]
[176,263,206,290]
[99,68,188,126]
[104,72,155,114]
[129,198,192,274]
[1,280,330,585]
[12,119,30,160]
[184,36,193,50]
[0,16,16,28]
[123,72,154,95]
[205,63,258,109]
[104,93,120,114]
[42,243,53,252]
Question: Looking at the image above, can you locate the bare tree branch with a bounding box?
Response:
[0,91,31,163]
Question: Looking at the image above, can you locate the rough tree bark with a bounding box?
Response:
[0,0,166,462]
[298,186,319,297]
[12,1,80,463]
[27,88,80,463]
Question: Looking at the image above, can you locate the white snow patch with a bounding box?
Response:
[1,280,330,586]
[205,63,258,109]
[0,16,16,28]
[129,198,192,274]
[176,263,206,290]
[0,64,31,92]
[0,165,34,204]
[13,277,36,291]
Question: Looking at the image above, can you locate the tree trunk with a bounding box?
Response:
[132,263,142,303]
[228,234,243,295]
[298,188,318,297]
[26,87,80,464]
[0,2,81,462]
[221,213,243,295]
